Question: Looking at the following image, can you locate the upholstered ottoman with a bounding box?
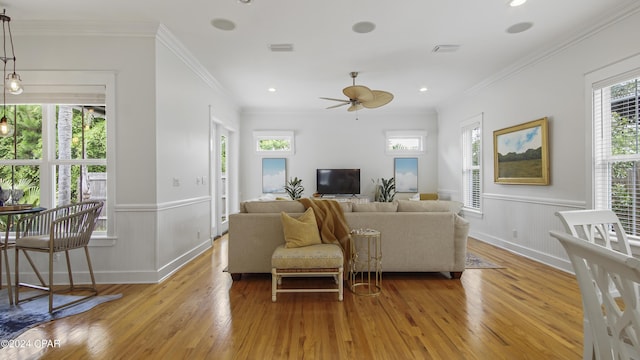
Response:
[271,243,344,302]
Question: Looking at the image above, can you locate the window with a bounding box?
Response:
[0,104,108,233]
[461,115,482,211]
[385,130,427,155]
[594,75,640,235]
[220,134,228,223]
[254,130,294,155]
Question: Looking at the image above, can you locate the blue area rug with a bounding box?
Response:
[0,289,122,344]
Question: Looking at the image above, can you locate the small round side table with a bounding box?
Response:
[349,228,381,296]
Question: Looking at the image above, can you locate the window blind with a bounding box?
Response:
[462,116,482,210]
[594,77,640,235]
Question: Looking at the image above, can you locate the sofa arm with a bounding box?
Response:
[228,213,299,276]
[453,214,470,271]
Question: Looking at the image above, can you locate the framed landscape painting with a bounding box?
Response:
[493,117,549,185]
[262,158,286,193]
[394,157,418,192]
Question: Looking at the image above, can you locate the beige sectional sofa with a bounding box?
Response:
[228,199,470,280]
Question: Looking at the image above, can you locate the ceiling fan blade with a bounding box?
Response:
[343,85,374,102]
[319,97,349,103]
[326,102,350,109]
[362,90,394,109]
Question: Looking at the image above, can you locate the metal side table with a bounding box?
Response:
[349,228,381,296]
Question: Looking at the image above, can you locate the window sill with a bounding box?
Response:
[89,235,117,247]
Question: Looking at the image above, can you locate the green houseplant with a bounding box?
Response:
[372,177,396,202]
[284,177,304,200]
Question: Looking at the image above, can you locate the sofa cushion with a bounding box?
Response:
[243,200,306,213]
[339,201,353,213]
[272,243,343,269]
[397,200,463,213]
[280,208,322,248]
[353,202,398,212]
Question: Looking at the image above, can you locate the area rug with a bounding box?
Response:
[0,289,122,343]
[465,252,504,269]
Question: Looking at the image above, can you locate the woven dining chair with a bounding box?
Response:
[14,200,104,312]
[550,230,640,360]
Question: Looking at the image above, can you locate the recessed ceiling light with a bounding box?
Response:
[508,0,527,6]
[506,22,533,34]
[211,18,236,31]
[419,87,428,92]
[352,21,376,34]
[238,0,252,4]
[268,87,276,92]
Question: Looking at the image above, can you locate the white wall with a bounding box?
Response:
[13,23,240,283]
[239,109,437,201]
[437,10,640,271]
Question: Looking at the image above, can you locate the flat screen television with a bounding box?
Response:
[316,169,361,195]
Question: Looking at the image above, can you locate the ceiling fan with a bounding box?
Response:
[320,72,394,112]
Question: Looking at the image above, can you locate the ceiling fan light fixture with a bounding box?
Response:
[320,71,393,114]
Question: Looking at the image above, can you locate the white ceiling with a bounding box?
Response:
[3,0,640,113]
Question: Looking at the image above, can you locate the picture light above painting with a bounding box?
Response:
[493,117,549,185]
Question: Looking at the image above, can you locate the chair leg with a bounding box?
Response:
[49,249,54,313]
[84,246,97,292]
[65,250,74,290]
[14,247,19,304]
[23,250,46,286]
[338,267,344,301]
[3,245,13,305]
[271,268,277,302]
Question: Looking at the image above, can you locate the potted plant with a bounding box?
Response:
[284,177,304,200]
[372,177,396,202]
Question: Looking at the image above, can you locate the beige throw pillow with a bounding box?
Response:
[281,207,322,248]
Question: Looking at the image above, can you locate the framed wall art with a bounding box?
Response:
[493,117,549,185]
[262,158,286,193]
[394,157,418,192]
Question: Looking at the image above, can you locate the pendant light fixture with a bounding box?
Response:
[0,9,22,137]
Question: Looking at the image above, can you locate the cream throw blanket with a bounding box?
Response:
[298,198,351,268]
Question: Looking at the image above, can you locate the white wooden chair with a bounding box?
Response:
[556,210,632,255]
[14,200,104,312]
[556,209,636,359]
[550,230,640,360]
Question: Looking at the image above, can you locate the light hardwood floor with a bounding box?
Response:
[3,236,584,359]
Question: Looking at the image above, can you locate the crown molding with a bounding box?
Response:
[11,20,159,37]
[155,24,232,98]
[455,1,640,103]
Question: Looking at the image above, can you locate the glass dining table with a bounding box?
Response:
[0,205,46,305]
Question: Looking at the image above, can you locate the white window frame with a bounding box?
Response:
[385,130,427,155]
[586,53,640,242]
[4,71,117,244]
[461,114,482,213]
[253,130,295,156]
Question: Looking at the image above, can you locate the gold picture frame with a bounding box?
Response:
[493,117,549,185]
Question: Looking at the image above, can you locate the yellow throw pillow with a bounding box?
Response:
[281,208,322,248]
